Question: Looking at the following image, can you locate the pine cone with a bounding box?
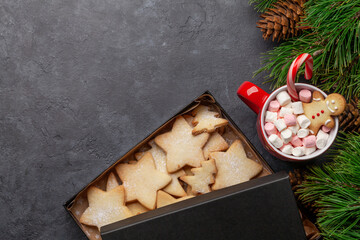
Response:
[289,170,319,214]
[257,0,306,41]
[289,169,304,191]
[289,170,322,240]
[338,97,360,133]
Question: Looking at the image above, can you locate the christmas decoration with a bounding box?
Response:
[251,0,360,99]
[286,53,313,100]
[339,97,360,133]
[289,169,317,215]
[289,170,322,240]
[296,133,360,240]
[256,0,306,41]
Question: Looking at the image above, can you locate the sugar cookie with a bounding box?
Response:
[80,185,132,230]
[135,140,186,197]
[106,172,119,191]
[191,105,228,135]
[156,190,193,208]
[115,152,171,210]
[127,202,149,215]
[211,140,263,190]
[180,159,217,194]
[182,166,197,196]
[183,114,195,127]
[183,166,194,176]
[155,116,209,173]
[203,132,229,159]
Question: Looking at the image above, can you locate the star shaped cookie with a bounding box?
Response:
[210,140,263,190]
[79,184,133,230]
[115,152,172,210]
[203,132,229,159]
[127,202,149,215]
[155,116,209,173]
[180,159,217,194]
[192,105,228,135]
[156,190,193,208]
[105,173,149,215]
[135,140,186,197]
[106,172,119,191]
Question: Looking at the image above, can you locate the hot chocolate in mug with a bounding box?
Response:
[237,81,339,162]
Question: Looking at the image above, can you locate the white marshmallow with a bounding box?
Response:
[316,130,329,149]
[276,91,291,106]
[265,111,277,123]
[281,129,293,144]
[292,147,305,157]
[288,124,300,135]
[281,145,293,155]
[274,119,287,132]
[283,102,293,109]
[297,128,309,138]
[292,102,304,114]
[279,107,294,117]
[297,115,311,128]
[269,134,283,149]
[305,147,316,156]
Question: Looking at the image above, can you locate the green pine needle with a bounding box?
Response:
[249,0,278,12]
[253,0,360,99]
[296,133,360,240]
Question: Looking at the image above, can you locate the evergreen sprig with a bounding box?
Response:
[249,0,277,12]
[254,0,360,99]
[296,133,360,240]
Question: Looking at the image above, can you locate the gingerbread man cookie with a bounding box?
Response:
[303,91,346,134]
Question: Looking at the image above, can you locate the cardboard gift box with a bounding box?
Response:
[64,91,306,240]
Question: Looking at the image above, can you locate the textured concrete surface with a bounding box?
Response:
[0,0,309,239]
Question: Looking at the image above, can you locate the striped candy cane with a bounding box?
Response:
[287,53,313,101]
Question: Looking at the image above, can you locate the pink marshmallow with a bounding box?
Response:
[284,114,297,126]
[321,125,332,133]
[299,89,312,103]
[290,135,303,147]
[264,122,278,136]
[268,100,280,112]
[303,135,316,148]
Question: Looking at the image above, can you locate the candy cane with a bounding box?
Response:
[287,53,313,101]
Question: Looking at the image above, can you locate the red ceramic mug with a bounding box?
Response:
[237,81,339,161]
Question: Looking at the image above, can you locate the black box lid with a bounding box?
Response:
[101,171,306,240]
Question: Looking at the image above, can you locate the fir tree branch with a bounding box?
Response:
[249,0,278,12]
[254,0,360,99]
[296,132,360,240]
[305,0,360,74]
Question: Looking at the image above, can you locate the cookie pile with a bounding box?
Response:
[265,89,346,157]
[79,105,263,230]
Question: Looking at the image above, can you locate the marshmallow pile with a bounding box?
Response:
[264,89,331,157]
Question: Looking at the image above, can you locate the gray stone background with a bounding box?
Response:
[0,0,314,239]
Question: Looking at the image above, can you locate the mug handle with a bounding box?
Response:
[237,81,270,115]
